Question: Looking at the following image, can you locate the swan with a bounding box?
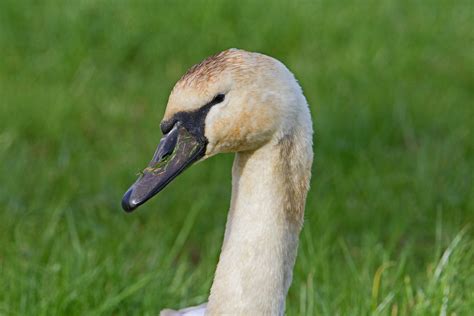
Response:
[122,49,313,315]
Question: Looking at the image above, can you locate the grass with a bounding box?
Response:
[0,0,473,315]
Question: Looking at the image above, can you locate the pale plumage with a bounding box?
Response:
[122,49,313,315]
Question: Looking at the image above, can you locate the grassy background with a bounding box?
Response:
[0,0,473,315]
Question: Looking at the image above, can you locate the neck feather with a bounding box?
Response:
[206,127,312,315]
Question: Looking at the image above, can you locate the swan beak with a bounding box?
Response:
[121,123,206,212]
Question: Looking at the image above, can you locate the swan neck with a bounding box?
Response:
[206,132,311,315]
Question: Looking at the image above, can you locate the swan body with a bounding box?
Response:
[122,49,313,315]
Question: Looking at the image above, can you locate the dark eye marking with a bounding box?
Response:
[211,93,225,104]
[161,120,176,135]
[160,93,226,135]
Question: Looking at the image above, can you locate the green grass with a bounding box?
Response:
[0,0,473,315]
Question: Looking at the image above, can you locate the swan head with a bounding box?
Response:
[122,49,311,212]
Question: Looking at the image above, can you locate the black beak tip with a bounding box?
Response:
[121,188,139,213]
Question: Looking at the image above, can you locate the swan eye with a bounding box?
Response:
[212,94,225,104]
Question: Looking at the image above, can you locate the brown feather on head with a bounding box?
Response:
[176,49,247,88]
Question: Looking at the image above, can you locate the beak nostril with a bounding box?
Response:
[154,124,179,162]
[158,150,172,161]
